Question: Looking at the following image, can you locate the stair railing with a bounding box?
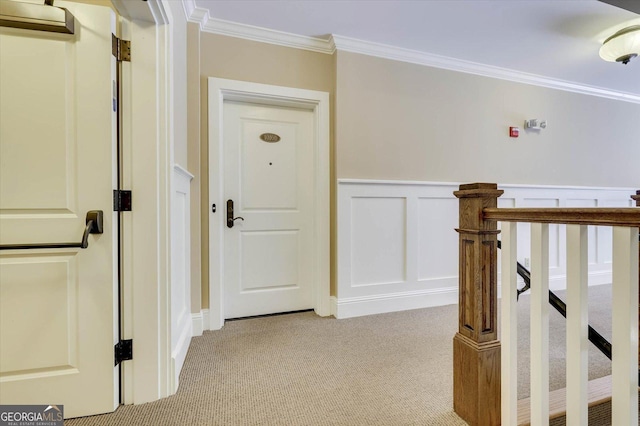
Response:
[453,183,640,426]
[496,240,613,361]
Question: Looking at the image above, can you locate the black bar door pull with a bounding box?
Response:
[0,210,104,250]
[226,200,244,228]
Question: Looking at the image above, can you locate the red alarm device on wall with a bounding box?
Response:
[509,127,519,138]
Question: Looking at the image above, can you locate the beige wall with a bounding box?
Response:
[198,33,336,308]
[335,51,640,187]
[200,34,335,92]
[189,33,639,312]
[166,0,188,167]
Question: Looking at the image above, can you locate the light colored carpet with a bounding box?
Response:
[66,285,616,426]
[67,305,467,426]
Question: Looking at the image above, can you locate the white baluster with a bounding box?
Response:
[565,225,588,426]
[612,226,639,426]
[531,223,549,426]
[501,222,518,425]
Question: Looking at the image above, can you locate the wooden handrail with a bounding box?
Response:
[483,207,640,227]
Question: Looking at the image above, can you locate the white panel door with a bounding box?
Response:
[0,2,118,418]
[223,101,314,318]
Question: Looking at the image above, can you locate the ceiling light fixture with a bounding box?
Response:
[599,25,640,64]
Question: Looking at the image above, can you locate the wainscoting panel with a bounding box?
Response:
[351,197,406,287]
[336,180,636,319]
[171,165,194,391]
[417,197,458,283]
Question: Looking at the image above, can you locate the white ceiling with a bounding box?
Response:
[192,0,640,99]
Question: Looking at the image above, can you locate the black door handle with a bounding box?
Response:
[227,199,244,228]
[0,210,104,250]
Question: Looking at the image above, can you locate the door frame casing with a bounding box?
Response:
[208,77,330,330]
[113,0,174,405]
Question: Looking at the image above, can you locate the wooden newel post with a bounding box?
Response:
[453,183,504,426]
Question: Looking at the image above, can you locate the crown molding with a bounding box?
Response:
[180,1,639,104]
[183,0,209,29]
[182,0,333,53]
[331,35,640,104]
[181,0,196,22]
[202,18,334,54]
[190,8,210,27]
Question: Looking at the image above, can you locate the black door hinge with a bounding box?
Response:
[113,190,132,211]
[115,339,133,366]
[112,34,131,62]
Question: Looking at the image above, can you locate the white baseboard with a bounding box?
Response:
[514,271,613,295]
[192,311,203,336]
[499,271,613,299]
[192,309,211,335]
[332,276,615,320]
[202,309,210,331]
[333,287,458,319]
[170,319,192,393]
[334,270,614,320]
[332,274,614,320]
[549,271,612,291]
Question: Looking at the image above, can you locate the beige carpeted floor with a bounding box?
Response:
[66,285,616,426]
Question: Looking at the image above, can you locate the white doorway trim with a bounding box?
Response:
[208,78,330,330]
[113,0,173,405]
